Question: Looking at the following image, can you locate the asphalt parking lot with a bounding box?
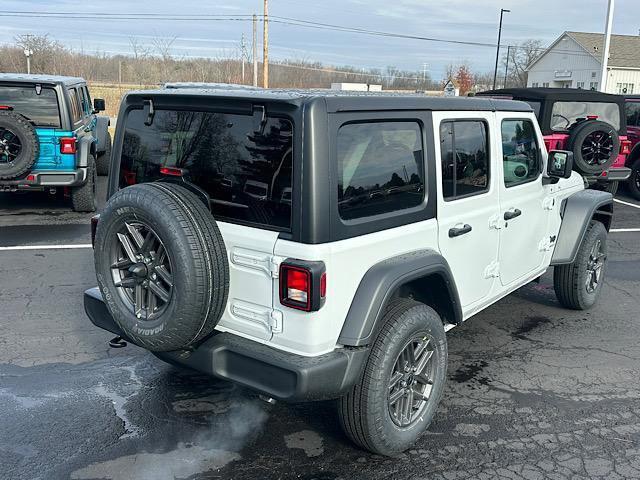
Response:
[1,180,639,480]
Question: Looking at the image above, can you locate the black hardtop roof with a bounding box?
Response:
[480,88,624,104]
[126,86,533,113]
[0,73,86,86]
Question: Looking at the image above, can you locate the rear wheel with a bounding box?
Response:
[628,158,640,200]
[554,221,607,310]
[94,182,229,351]
[71,156,97,212]
[338,299,447,456]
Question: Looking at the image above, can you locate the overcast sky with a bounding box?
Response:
[2,0,638,79]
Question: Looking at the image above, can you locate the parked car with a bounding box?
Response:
[479,88,631,194]
[85,88,613,456]
[623,95,640,199]
[0,74,111,211]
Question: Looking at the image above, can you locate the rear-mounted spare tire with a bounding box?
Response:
[568,120,620,175]
[0,111,39,180]
[94,182,229,352]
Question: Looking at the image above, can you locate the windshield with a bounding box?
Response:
[0,85,61,127]
[551,101,621,131]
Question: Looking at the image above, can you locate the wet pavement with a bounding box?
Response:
[1,181,639,480]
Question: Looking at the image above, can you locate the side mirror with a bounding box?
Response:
[547,150,573,179]
[93,98,106,113]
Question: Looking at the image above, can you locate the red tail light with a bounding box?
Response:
[60,137,76,154]
[621,139,632,156]
[0,105,12,110]
[279,260,326,312]
[160,167,186,177]
[91,214,100,248]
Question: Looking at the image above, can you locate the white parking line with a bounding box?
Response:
[614,198,640,209]
[610,228,640,233]
[0,244,92,251]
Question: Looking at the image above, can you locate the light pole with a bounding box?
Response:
[503,45,512,88]
[600,0,615,92]
[492,8,510,90]
[24,48,33,74]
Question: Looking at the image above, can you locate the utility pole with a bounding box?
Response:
[241,33,246,84]
[23,34,33,74]
[422,63,428,85]
[263,0,269,88]
[600,0,615,92]
[503,45,511,88]
[492,8,510,90]
[252,14,258,87]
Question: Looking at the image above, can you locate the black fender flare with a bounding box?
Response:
[76,135,95,168]
[94,115,110,154]
[551,189,613,265]
[337,249,462,347]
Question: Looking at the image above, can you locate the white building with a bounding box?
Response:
[527,31,640,94]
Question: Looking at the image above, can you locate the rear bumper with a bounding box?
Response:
[84,287,368,402]
[0,168,87,189]
[585,167,632,184]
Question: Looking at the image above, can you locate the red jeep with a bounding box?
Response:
[480,88,631,193]
[624,96,640,199]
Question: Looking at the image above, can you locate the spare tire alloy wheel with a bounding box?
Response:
[94,183,230,352]
[111,221,173,320]
[0,111,39,180]
[569,120,620,175]
[581,131,614,167]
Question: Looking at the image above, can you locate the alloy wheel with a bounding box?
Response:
[581,131,614,166]
[110,221,174,320]
[585,239,606,294]
[0,127,22,164]
[388,333,438,428]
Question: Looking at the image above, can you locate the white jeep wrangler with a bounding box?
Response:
[85,88,613,456]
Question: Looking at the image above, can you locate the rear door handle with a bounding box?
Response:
[504,208,522,221]
[449,224,472,238]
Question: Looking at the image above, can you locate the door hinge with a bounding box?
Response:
[484,261,500,279]
[488,214,504,230]
[542,197,555,211]
[269,310,283,334]
[270,257,281,278]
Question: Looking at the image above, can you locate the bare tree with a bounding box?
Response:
[503,39,544,88]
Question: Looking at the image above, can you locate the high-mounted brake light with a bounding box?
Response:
[621,139,632,156]
[587,115,599,120]
[60,137,76,154]
[160,166,186,177]
[0,105,12,110]
[279,260,326,312]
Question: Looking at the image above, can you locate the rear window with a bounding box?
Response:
[0,85,60,127]
[119,108,293,230]
[551,101,621,131]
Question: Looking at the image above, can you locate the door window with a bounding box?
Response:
[501,119,541,187]
[68,88,82,123]
[440,120,489,200]
[337,121,424,220]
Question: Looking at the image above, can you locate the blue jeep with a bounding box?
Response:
[0,74,111,212]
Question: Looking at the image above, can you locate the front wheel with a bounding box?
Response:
[554,220,608,310]
[338,298,447,456]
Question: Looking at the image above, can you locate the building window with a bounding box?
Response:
[616,83,634,94]
[577,82,585,89]
[592,72,598,78]
[543,82,550,88]
[590,82,599,90]
[531,82,539,88]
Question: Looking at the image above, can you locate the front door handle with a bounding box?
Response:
[449,224,472,238]
[504,208,522,221]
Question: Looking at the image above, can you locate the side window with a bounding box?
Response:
[68,88,81,123]
[440,120,489,200]
[501,119,541,187]
[626,102,640,128]
[79,87,91,115]
[337,121,424,220]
